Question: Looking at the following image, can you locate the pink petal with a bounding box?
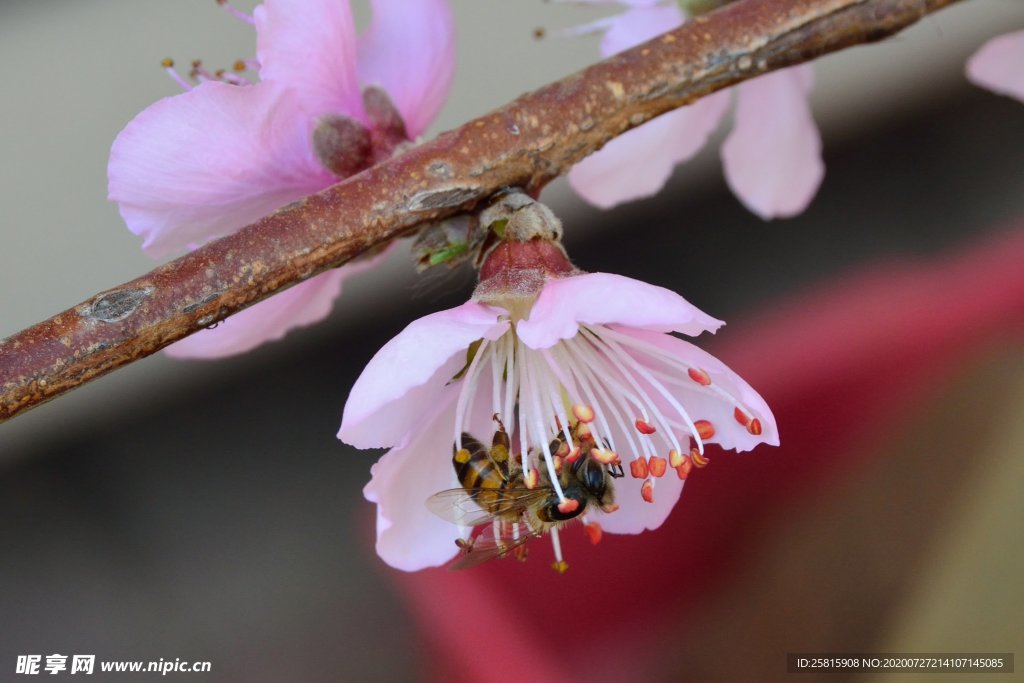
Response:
[363,371,499,571]
[357,0,456,138]
[567,4,727,209]
[597,4,684,57]
[613,326,779,452]
[363,393,463,571]
[165,247,392,359]
[255,0,363,121]
[721,65,824,219]
[596,476,684,534]
[967,30,1024,103]
[338,302,508,449]
[515,273,723,350]
[568,92,730,209]
[108,81,333,258]
[166,271,345,360]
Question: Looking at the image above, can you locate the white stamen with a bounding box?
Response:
[562,337,641,457]
[550,525,564,564]
[579,328,690,455]
[492,518,502,553]
[584,326,703,454]
[604,326,751,419]
[453,338,491,451]
[517,339,531,485]
[537,349,575,454]
[501,333,518,432]
[490,338,503,420]
[163,64,193,91]
[563,337,649,459]
[551,343,615,453]
[522,340,567,503]
[545,13,619,39]
[216,0,255,25]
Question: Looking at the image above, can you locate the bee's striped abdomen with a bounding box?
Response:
[453,433,510,513]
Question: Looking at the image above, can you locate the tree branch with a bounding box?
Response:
[0,0,963,422]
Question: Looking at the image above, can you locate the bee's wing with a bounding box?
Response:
[425,487,549,528]
[448,522,535,571]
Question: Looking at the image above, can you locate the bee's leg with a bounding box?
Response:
[491,413,506,434]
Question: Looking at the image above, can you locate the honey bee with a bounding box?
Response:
[427,417,620,570]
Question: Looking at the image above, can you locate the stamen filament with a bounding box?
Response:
[570,335,663,456]
[563,336,646,459]
[161,59,193,91]
[453,338,491,451]
[522,341,567,503]
[599,325,749,414]
[501,333,518,432]
[584,326,703,454]
[216,0,256,25]
[551,343,615,454]
[537,349,576,454]
[550,526,566,572]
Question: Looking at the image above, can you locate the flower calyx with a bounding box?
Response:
[312,87,410,178]
[472,189,578,309]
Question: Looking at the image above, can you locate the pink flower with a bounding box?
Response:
[564,0,824,219]
[338,219,777,571]
[108,0,455,358]
[967,29,1024,103]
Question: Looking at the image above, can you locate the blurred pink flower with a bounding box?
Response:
[338,265,777,571]
[967,29,1024,103]
[566,0,824,219]
[108,0,455,358]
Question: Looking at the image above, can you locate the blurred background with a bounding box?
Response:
[1,0,1022,680]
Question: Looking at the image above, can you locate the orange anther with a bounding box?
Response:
[669,449,685,468]
[573,404,595,423]
[733,407,750,427]
[675,458,693,480]
[688,367,711,386]
[584,522,603,545]
[648,456,667,478]
[454,448,471,464]
[577,421,593,444]
[629,458,649,479]
[551,560,569,574]
[554,439,570,458]
[601,503,620,513]
[565,446,582,463]
[641,479,655,503]
[691,450,709,468]
[747,418,763,436]
[635,418,656,435]
[590,448,619,465]
[695,420,715,440]
[513,545,529,562]
[557,498,580,514]
[524,469,539,489]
